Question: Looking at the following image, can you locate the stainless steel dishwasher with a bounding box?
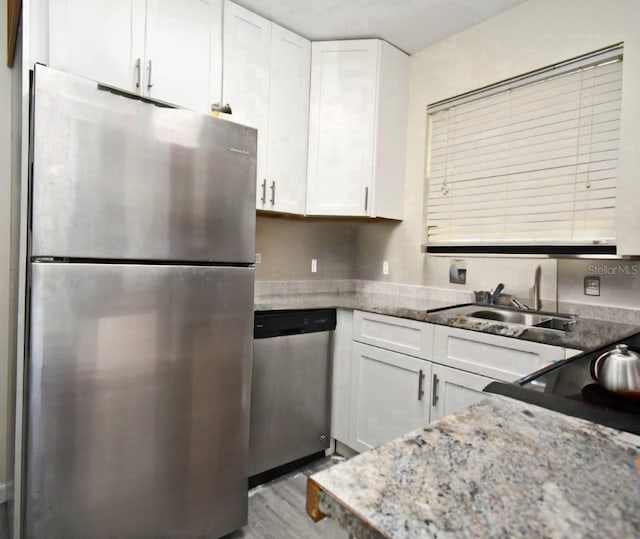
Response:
[249,309,336,478]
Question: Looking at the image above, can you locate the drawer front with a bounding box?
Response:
[352,310,434,359]
[433,325,566,382]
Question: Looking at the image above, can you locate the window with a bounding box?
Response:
[424,44,623,255]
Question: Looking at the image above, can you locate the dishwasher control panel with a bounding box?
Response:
[254,308,337,338]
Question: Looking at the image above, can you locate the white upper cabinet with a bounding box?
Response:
[264,24,311,214]
[222,1,271,207]
[223,2,310,213]
[49,0,223,113]
[306,39,409,218]
[144,0,221,113]
[49,0,146,92]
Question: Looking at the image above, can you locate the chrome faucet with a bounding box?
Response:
[490,283,504,305]
[489,282,531,310]
[533,265,542,311]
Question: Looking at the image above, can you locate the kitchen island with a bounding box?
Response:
[306,395,640,539]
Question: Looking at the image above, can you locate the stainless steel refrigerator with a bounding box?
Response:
[22,65,256,538]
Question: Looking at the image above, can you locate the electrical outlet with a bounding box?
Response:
[584,276,600,296]
[449,259,467,285]
[382,260,389,275]
[311,259,317,273]
[255,253,261,264]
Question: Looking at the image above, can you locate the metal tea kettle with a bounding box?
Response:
[590,344,640,398]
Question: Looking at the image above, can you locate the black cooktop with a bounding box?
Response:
[485,331,640,435]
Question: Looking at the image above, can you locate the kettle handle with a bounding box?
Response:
[590,351,609,380]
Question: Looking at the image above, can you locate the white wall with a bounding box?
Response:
[0,4,21,491]
[355,0,640,306]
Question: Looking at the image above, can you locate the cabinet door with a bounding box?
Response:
[307,40,378,216]
[49,0,145,92]
[265,24,311,214]
[430,365,493,422]
[349,343,431,452]
[372,42,410,219]
[223,1,271,207]
[144,0,221,112]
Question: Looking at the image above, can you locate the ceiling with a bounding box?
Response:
[233,0,528,54]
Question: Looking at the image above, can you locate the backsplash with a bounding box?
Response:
[255,216,357,281]
[557,260,640,309]
[255,217,640,325]
[255,279,474,306]
[557,259,640,324]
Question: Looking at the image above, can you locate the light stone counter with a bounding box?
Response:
[307,395,640,539]
[255,288,639,352]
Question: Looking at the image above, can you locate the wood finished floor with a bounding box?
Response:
[0,458,345,539]
[223,456,348,539]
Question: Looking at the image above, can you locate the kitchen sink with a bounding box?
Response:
[533,317,576,331]
[467,309,550,326]
[434,304,576,331]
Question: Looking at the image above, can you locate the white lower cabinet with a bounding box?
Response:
[432,325,567,382]
[330,309,354,445]
[430,364,493,422]
[348,342,431,453]
[342,310,578,454]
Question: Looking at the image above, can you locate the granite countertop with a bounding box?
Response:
[423,307,639,351]
[254,291,457,314]
[254,292,639,352]
[306,395,640,539]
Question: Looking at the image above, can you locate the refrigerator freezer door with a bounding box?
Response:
[31,65,256,264]
[26,262,254,539]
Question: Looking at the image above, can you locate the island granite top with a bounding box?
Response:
[255,292,639,351]
[307,395,640,539]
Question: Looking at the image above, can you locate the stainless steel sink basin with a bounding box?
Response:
[533,317,577,331]
[467,309,550,326]
[435,304,576,331]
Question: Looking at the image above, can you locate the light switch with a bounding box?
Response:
[311,259,317,273]
[382,261,389,275]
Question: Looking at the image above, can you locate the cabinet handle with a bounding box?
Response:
[432,374,439,406]
[147,59,154,90]
[364,186,369,212]
[270,181,276,206]
[417,369,425,401]
[260,179,267,204]
[134,58,141,89]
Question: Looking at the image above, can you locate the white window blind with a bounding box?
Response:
[425,45,623,252]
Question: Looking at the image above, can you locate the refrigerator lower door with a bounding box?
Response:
[26,262,254,539]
